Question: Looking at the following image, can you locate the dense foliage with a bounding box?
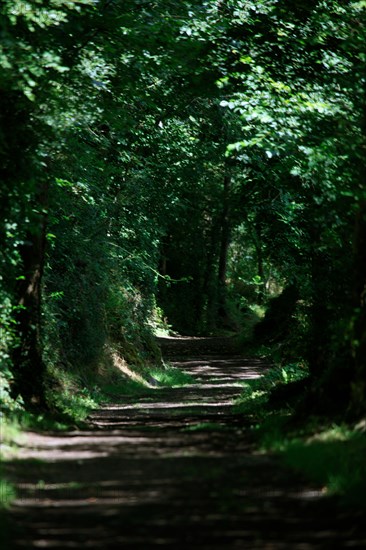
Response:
[1,0,366,417]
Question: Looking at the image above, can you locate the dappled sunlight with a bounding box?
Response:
[4,337,366,548]
[7,451,353,549]
[99,401,234,410]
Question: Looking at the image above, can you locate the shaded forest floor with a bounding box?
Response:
[2,337,366,548]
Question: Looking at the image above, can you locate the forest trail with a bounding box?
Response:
[3,337,366,549]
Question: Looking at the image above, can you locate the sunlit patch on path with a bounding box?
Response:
[3,337,366,548]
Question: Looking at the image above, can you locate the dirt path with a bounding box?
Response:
[3,337,366,548]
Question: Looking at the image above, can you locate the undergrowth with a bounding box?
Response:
[234,360,309,416]
[0,418,18,512]
[146,364,194,387]
[1,353,193,435]
[234,349,366,510]
[255,415,366,509]
[0,478,16,510]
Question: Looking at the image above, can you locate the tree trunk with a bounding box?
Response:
[252,222,265,304]
[201,216,221,332]
[217,171,231,322]
[350,201,366,414]
[11,183,49,409]
[308,234,329,378]
[349,75,366,415]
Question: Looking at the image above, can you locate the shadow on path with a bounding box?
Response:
[3,337,366,548]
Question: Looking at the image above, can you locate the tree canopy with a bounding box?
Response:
[1,0,366,417]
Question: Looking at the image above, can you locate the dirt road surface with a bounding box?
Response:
[3,337,366,548]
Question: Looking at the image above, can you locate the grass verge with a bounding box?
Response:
[233,355,366,510]
[0,478,16,510]
[146,363,194,387]
[233,360,309,417]
[256,415,366,509]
